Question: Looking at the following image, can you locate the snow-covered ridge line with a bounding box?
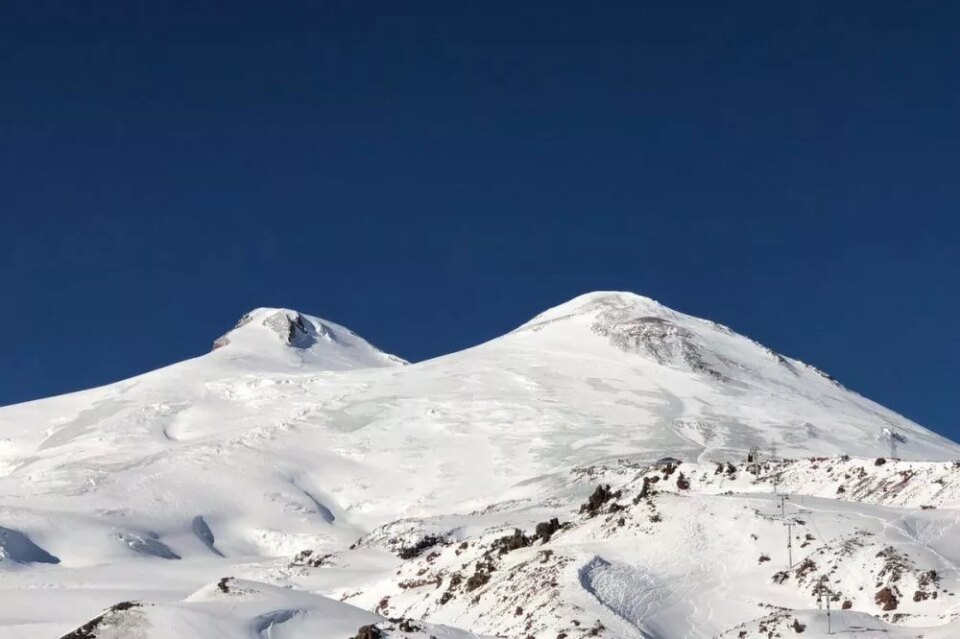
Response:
[575,456,960,509]
[56,578,490,639]
[2,291,959,638]
[209,306,407,370]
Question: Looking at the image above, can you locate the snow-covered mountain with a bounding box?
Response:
[0,291,957,638]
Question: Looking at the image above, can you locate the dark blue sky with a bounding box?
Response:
[1,2,957,439]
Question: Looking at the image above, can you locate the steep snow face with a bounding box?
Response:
[210,307,407,371]
[0,292,957,638]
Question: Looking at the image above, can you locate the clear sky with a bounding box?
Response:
[1,2,957,440]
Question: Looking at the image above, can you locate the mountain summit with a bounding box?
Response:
[210,307,407,370]
[515,290,811,381]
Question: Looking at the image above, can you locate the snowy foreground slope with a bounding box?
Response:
[0,293,958,638]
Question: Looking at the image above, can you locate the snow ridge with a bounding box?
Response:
[211,307,407,370]
[0,291,957,638]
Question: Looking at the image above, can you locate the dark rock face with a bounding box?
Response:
[354,624,383,639]
[398,534,444,560]
[875,586,899,610]
[290,548,333,567]
[463,556,497,593]
[395,618,421,632]
[58,602,141,639]
[262,311,313,347]
[592,314,724,380]
[465,570,491,591]
[535,518,562,542]
[580,484,617,516]
[634,476,656,503]
[494,529,532,555]
[212,310,326,351]
[283,313,314,347]
[492,519,565,554]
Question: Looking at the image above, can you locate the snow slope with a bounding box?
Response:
[338,457,960,638]
[41,578,486,639]
[0,291,957,638]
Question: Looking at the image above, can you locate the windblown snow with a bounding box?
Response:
[0,291,957,638]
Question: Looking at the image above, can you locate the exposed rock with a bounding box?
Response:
[290,548,333,567]
[592,313,724,380]
[580,484,618,516]
[634,476,655,503]
[535,518,563,542]
[394,618,421,632]
[354,624,383,639]
[465,571,491,591]
[494,529,532,555]
[398,535,444,560]
[875,586,898,611]
[58,602,141,639]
